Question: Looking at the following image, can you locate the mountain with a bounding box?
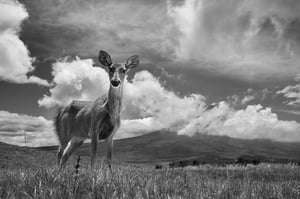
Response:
[40,130,300,164]
[2,131,300,168]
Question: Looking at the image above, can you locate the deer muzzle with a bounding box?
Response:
[111,80,121,87]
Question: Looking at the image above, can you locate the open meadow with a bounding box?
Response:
[1,163,300,199]
[1,132,300,199]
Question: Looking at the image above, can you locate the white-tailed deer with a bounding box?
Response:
[55,50,139,169]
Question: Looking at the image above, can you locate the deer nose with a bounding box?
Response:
[111,80,120,87]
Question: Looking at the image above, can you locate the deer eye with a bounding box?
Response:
[120,68,126,74]
[109,67,115,73]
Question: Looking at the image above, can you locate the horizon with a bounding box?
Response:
[0,0,300,147]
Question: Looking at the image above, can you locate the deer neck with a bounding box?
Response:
[106,84,123,121]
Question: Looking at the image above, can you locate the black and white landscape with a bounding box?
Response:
[0,0,300,198]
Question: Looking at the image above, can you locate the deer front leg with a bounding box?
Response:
[57,146,63,166]
[90,132,98,169]
[105,135,114,171]
[60,137,84,168]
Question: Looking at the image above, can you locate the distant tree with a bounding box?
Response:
[289,160,300,166]
[252,159,260,165]
[236,155,261,166]
[179,161,185,168]
[155,164,163,169]
[169,159,200,168]
[236,157,249,166]
[192,160,199,166]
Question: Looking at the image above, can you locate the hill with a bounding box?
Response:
[1,131,300,168]
[0,142,56,169]
[40,130,300,164]
[1,132,300,198]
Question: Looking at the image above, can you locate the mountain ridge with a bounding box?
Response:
[39,130,300,164]
[1,131,300,168]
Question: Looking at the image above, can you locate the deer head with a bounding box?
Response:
[97,50,139,88]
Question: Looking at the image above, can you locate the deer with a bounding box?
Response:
[54,50,139,170]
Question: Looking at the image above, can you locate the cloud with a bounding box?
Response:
[22,0,174,61]
[277,84,300,105]
[222,105,300,142]
[19,0,300,83]
[123,70,206,126]
[277,109,300,116]
[179,102,300,142]
[38,57,109,108]
[227,88,272,108]
[60,1,172,56]
[0,1,48,86]
[277,74,300,105]
[117,118,157,139]
[0,110,56,147]
[39,57,300,142]
[241,95,255,105]
[168,0,300,81]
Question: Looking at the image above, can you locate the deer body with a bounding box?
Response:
[55,50,139,169]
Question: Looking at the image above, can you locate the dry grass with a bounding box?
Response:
[0,163,300,199]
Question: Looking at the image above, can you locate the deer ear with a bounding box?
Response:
[98,50,112,67]
[126,55,139,69]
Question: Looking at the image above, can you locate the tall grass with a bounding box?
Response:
[0,163,299,199]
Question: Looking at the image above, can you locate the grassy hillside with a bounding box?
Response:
[0,142,56,169]
[1,132,300,198]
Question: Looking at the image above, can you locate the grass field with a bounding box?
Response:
[1,132,300,199]
[1,163,300,199]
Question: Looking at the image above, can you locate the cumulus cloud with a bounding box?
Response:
[0,110,56,147]
[123,70,206,128]
[168,0,300,81]
[0,1,48,86]
[222,105,300,142]
[38,57,109,108]
[39,57,300,142]
[117,118,157,139]
[179,102,300,142]
[277,74,300,105]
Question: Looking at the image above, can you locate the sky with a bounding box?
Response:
[0,0,300,146]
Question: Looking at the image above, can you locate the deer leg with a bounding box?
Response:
[60,137,84,168]
[57,143,69,166]
[105,136,114,171]
[90,133,98,169]
[57,146,64,166]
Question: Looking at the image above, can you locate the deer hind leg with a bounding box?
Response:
[60,136,84,168]
[56,113,72,167]
[57,133,70,166]
[90,132,98,169]
[57,143,68,166]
